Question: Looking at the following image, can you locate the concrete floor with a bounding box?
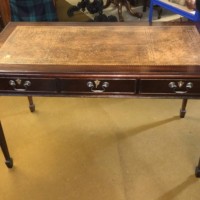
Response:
[0,96,199,200]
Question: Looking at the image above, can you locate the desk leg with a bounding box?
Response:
[180,98,188,118]
[195,158,200,178]
[0,122,13,168]
[27,96,35,112]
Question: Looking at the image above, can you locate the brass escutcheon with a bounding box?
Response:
[16,78,22,85]
[94,80,100,88]
[177,81,184,88]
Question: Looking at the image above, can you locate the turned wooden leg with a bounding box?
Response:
[195,158,200,178]
[27,96,35,112]
[118,2,124,22]
[143,0,148,12]
[180,98,188,118]
[156,6,163,19]
[0,121,13,168]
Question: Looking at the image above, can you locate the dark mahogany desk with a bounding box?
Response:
[0,22,200,177]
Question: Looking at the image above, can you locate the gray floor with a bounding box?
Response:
[0,96,199,200]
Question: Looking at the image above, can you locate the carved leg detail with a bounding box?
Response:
[195,158,200,178]
[0,122,13,168]
[180,99,188,118]
[124,1,143,19]
[27,96,35,112]
[103,0,112,9]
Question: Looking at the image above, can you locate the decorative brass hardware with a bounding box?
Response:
[186,82,193,89]
[23,81,31,88]
[177,81,184,88]
[9,79,31,91]
[168,81,193,94]
[94,80,100,88]
[16,78,22,85]
[87,81,109,92]
[168,82,177,89]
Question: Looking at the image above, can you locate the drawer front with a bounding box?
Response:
[60,79,136,94]
[0,77,57,93]
[140,79,200,95]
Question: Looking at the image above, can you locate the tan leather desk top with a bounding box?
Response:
[0,23,200,73]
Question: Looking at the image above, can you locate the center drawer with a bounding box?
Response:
[60,79,136,94]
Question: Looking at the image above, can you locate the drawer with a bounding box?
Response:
[139,79,200,95]
[0,77,57,93]
[60,79,136,94]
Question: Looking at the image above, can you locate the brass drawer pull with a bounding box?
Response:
[87,81,109,93]
[168,81,193,94]
[9,80,31,92]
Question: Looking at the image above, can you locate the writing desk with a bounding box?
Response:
[0,22,200,177]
